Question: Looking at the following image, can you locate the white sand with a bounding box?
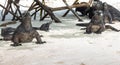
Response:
[0,0,120,65]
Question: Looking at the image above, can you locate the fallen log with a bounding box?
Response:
[39,2,89,21]
[0,21,17,27]
[51,3,89,11]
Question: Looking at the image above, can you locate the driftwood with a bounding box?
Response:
[28,0,61,23]
[34,0,61,23]
[40,0,46,20]
[62,0,82,21]
[0,4,21,20]
[0,21,17,27]
[28,1,40,20]
[0,0,91,23]
[62,0,79,17]
[31,0,90,22]
[40,2,89,21]
[1,0,13,21]
[1,0,21,21]
[51,3,89,11]
[12,0,21,20]
[40,13,48,21]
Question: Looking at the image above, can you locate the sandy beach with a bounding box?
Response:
[0,0,120,65]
